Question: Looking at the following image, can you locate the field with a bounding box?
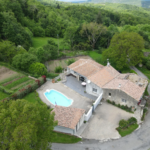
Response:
[0,66,35,100]
[32,37,70,50]
[47,55,91,72]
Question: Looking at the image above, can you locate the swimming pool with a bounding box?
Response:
[44,89,73,107]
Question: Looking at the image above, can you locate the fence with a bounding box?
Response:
[84,107,93,121]
[93,92,103,110]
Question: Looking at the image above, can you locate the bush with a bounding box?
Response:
[67,59,75,65]
[112,101,116,105]
[55,66,63,73]
[119,119,129,129]
[28,62,47,76]
[128,117,137,124]
[146,60,150,70]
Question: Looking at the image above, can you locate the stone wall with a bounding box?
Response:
[103,89,138,108]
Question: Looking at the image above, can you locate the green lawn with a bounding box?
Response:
[88,51,102,60]
[52,132,81,143]
[0,91,9,100]
[117,124,138,137]
[137,66,150,80]
[24,91,43,105]
[32,37,70,50]
[47,73,59,79]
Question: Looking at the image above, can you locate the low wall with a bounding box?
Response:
[93,93,103,110]
[84,107,92,121]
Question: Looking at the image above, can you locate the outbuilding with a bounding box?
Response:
[52,106,85,135]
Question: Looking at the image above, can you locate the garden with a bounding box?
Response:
[116,117,138,137]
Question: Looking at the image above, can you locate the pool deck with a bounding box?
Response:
[37,81,93,113]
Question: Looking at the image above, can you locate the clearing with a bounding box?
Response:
[47,55,91,72]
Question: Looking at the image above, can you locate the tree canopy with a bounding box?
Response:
[103,32,144,69]
[0,99,57,150]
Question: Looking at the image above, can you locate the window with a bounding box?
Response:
[122,99,127,103]
[93,88,97,93]
[109,93,111,96]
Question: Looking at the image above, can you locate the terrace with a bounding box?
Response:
[37,81,93,113]
[63,75,97,101]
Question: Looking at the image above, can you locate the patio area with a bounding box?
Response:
[63,75,97,100]
[36,81,93,113]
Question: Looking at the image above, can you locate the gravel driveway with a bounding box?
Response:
[81,102,133,140]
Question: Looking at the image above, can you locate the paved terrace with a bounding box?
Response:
[64,76,97,100]
[37,81,93,113]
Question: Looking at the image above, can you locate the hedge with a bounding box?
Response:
[2,75,46,101]
[0,86,14,94]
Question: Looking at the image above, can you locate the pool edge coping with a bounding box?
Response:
[44,89,73,107]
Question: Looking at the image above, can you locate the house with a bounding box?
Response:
[67,59,148,109]
[52,106,85,135]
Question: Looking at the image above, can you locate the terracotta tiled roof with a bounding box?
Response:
[103,78,146,101]
[88,65,120,87]
[68,59,104,77]
[68,59,148,101]
[52,106,85,129]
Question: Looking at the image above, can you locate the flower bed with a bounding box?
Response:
[107,100,133,113]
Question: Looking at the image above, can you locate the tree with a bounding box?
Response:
[28,62,48,76]
[63,25,78,50]
[12,53,38,71]
[80,22,107,50]
[0,99,57,150]
[0,40,17,63]
[103,32,144,69]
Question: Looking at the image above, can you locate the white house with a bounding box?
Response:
[67,59,148,108]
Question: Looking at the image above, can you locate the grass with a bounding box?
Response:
[117,124,138,137]
[5,77,30,89]
[0,91,9,100]
[32,37,70,50]
[88,51,102,60]
[136,66,150,80]
[51,132,81,143]
[47,73,59,79]
[24,91,43,105]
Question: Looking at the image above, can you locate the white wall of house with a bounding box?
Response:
[93,92,103,110]
[84,107,92,121]
[86,82,103,97]
[54,126,75,135]
[103,89,139,108]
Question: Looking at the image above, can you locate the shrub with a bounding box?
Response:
[55,66,63,73]
[119,119,129,129]
[146,60,150,70]
[107,100,111,103]
[67,59,75,65]
[28,62,47,76]
[128,117,137,124]
[112,101,116,105]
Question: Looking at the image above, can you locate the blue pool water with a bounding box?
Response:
[44,90,72,107]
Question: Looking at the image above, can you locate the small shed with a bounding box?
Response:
[52,106,85,135]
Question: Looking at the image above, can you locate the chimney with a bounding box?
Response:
[107,59,110,66]
[118,84,121,88]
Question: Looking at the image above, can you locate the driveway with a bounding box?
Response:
[81,102,133,140]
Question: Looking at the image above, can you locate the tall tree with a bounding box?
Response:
[0,99,57,150]
[80,22,107,50]
[103,32,144,69]
[64,25,78,50]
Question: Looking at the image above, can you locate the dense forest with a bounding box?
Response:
[1,0,150,74]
